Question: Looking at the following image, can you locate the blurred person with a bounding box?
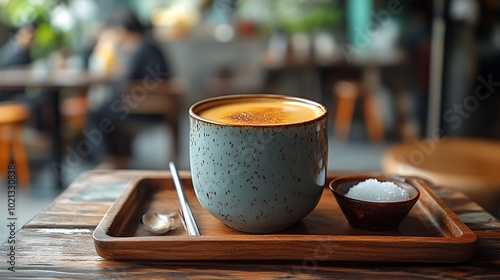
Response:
[86,9,172,164]
[0,22,51,132]
[0,23,35,68]
[113,10,171,81]
[88,26,119,78]
[0,23,37,102]
[85,24,120,112]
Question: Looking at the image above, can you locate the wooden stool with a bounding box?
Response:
[382,138,500,215]
[332,81,384,141]
[0,103,30,187]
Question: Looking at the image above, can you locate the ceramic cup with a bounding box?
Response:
[189,94,328,233]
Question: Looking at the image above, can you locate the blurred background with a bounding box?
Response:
[0,0,499,239]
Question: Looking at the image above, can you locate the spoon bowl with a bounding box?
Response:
[141,212,179,235]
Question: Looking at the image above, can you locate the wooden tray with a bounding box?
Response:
[93,174,477,263]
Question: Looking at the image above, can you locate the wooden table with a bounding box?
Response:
[263,48,409,139]
[0,66,109,189]
[0,66,106,90]
[382,138,500,216]
[1,170,499,278]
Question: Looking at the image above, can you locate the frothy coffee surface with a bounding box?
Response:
[198,98,324,125]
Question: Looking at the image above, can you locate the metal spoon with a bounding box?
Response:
[169,162,200,236]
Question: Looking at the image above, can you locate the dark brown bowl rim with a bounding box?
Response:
[329,175,420,205]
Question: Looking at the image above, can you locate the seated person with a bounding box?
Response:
[0,22,50,131]
[0,23,36,102]
[86,9,172,164]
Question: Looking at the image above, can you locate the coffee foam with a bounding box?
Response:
[197,98,324,125]
[222,108,287,125]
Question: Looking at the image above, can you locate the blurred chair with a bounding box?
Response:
[61,93,88,142]
[119,78,185,163]
[0,103,30,187]
[382,138,500,216]
[332,81,384,141]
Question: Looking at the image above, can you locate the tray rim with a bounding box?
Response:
[93,173,477,262]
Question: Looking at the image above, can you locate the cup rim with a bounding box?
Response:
[189,94,328,127]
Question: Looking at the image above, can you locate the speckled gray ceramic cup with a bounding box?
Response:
[189,94,328,233]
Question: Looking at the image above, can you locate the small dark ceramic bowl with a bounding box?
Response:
[329,175,420,231]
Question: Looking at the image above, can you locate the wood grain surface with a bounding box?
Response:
[1,170,499,279]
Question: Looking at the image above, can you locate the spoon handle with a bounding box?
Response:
[169,162,200,236]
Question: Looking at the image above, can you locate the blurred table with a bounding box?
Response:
[263,48,409,137]
[0,66,107,90]
[263,47,408,69]
[0,66,109,189]
[1,170,498,278]
[382,138,500,216]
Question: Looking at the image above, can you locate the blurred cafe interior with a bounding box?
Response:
[0,0,500,237]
